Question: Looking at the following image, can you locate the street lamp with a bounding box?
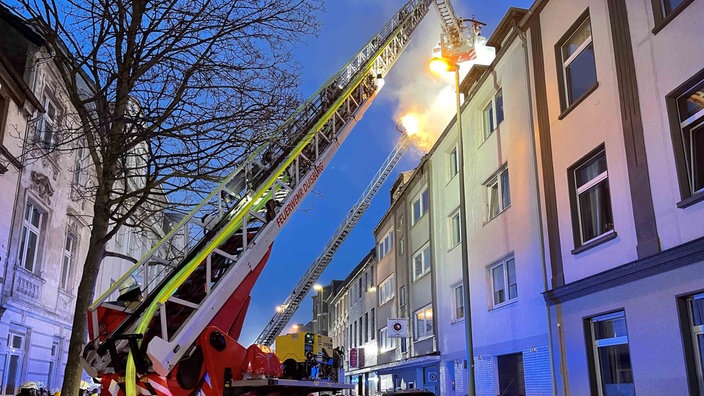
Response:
[429,56,476,396]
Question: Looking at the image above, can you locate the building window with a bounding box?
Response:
[414,305,433,340]
[37,94,58,149]
[679,292,704,393]
[378,327,395,352]
[449,210,461,248]
[399,285,406,308]
[569,147,614,248]
[19,202,43,273]
[557,13,597,110]
[60,233,75,290]
[353,321,357,347]
[667,71,704,203]
[48,338,61,390]
[370,308,375,340]
[453,284,464,321]
[411,188,429,225]
[483,89,504,139]
[73,146,84,187]
[485,167,511,220]
[412,244,431,281]
[377,230,394,259]
[490,256,517,307]
[449,146,459,179]
[652,0,693,29]
[378,275,395,305]
[2,332,25,395]
[587,311,635,395]
[364,313,369,343]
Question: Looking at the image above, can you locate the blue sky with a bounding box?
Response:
[240,0,534,345]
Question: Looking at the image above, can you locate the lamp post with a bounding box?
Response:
[429,56,475,396]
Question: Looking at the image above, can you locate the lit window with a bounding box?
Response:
[449,210,461,248]
[378,327,395,352]
[483,89,504,139]
[19,202,43,273]
[411,188,429,225]
[453,284,464,321]
[490,256,517,307]
[412,244,431,281]
[414,305,433,339]
[587,311,634,395]
[570,147,614,247]
[558,15,597,109]
[60,234,75,289]
[485,167,511,220]
[668,73,704,201]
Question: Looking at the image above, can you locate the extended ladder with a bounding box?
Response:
[255,132,412,346]
[83,0,433,382]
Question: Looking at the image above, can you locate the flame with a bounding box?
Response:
[399,114,420,136]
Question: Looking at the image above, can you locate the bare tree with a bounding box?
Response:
[3,0,322,394]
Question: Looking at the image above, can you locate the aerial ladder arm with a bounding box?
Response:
[83,1,433,394]
[255,131,412,346]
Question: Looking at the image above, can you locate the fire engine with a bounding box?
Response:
[81,0,482,395]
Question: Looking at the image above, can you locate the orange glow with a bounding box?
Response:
[399,114,419,136]
[429,57,458,74]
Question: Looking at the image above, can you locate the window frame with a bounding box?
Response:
[484,166,511,221]
[18,201,44,273]
[449,210,461,248]
[378,274,395,305]
[37,93,58,149]
[377,229,394,259]
[489,256,517,308]
[482,89,504,140]
[651,0,694,33]
[448,146,459,180]
[667,68,704,207]
[411,188,429,225]
[60,233,75,290]
[585,311,635,396]
[555,11,598,115]
[413,304,434,340]
[378,326,395,352]
[453,283,465,321]
[678,292,704,394]
[568,146,615,252]
[412,243,431,281]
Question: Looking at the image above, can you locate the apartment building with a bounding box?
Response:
[522,0,704,394]
[424,8,553,396]
[0,8,93,393]
[340,249,378,396]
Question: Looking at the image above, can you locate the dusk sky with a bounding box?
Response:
[240,0,534,345]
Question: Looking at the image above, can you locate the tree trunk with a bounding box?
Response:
[62,183,112,396]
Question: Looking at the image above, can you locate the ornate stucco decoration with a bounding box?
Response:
[30,170,55,204]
